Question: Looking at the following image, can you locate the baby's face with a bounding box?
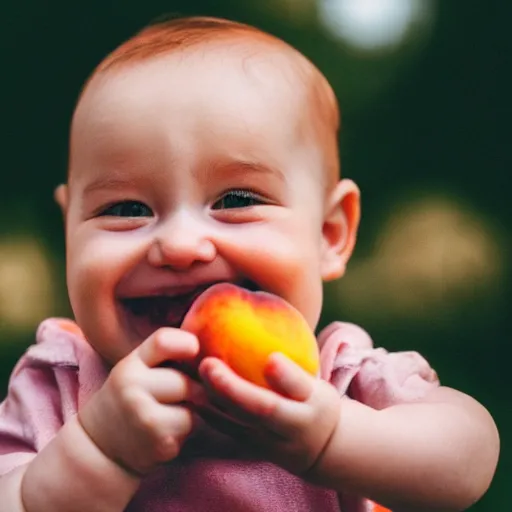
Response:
[62,46,357,364]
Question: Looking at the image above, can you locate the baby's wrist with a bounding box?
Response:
[301,397,378,492]
[22,415,141,511]
[76,408,145,480]
[301,414,344,486]
[70,413,144,485]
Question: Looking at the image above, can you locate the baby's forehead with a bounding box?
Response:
[82,38,316,115]
[96,25,314,84]
[71,33,339,187]
[73,44,307,148]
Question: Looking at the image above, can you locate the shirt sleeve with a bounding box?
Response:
[0,320,81,476]
[318,322,440,409]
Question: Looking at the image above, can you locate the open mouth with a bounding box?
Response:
[119,279,259,340]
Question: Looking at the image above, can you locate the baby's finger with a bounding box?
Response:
[136,328,199,368]
[199,357,340,441]
[199,357,288,427]
[136,402,198,462]
[264,352,315,402]
[142,368,208,406]
[159,404,197,440]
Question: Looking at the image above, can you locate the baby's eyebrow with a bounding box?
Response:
[203,159,286,184]
[82,174,140,195]
[80,159,286,196]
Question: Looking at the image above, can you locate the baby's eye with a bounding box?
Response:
[212,190,264,210]
[99,201,153,217]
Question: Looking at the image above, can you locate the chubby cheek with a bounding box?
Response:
[216,219,324,329]
[66,230,145,362]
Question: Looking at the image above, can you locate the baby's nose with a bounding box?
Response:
[147,211,216,270]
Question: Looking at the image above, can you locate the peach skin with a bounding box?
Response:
[370,502,392,512]
[181,283,320,389]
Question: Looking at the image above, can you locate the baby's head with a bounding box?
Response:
[56,16,360,364]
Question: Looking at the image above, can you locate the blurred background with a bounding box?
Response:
[1,0,510,508]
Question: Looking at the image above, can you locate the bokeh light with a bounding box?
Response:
[0,239,55,332]
[317,0,433,51]
[335,196,504,321]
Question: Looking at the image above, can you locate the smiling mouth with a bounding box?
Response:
[119,279,259,338]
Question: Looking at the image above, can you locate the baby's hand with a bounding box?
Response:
[78,328,206,476]
[198,352,341,475]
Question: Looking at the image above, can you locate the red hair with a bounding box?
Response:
[79,16,340,183]
[97,17,273,74]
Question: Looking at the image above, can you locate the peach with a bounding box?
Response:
[370,502,391,512]
[181,283,320,389]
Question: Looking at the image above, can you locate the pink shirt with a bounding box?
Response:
[0,318,439,511]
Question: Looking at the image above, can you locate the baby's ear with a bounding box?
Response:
[320,179,361,281]
[54,184,68,216]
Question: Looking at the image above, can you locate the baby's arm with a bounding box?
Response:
[0,416,140,511]
[199,350,498,511]
[0,327,204,512]
[310,386,499,511]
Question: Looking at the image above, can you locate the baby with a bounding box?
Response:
[0,16,499,512]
